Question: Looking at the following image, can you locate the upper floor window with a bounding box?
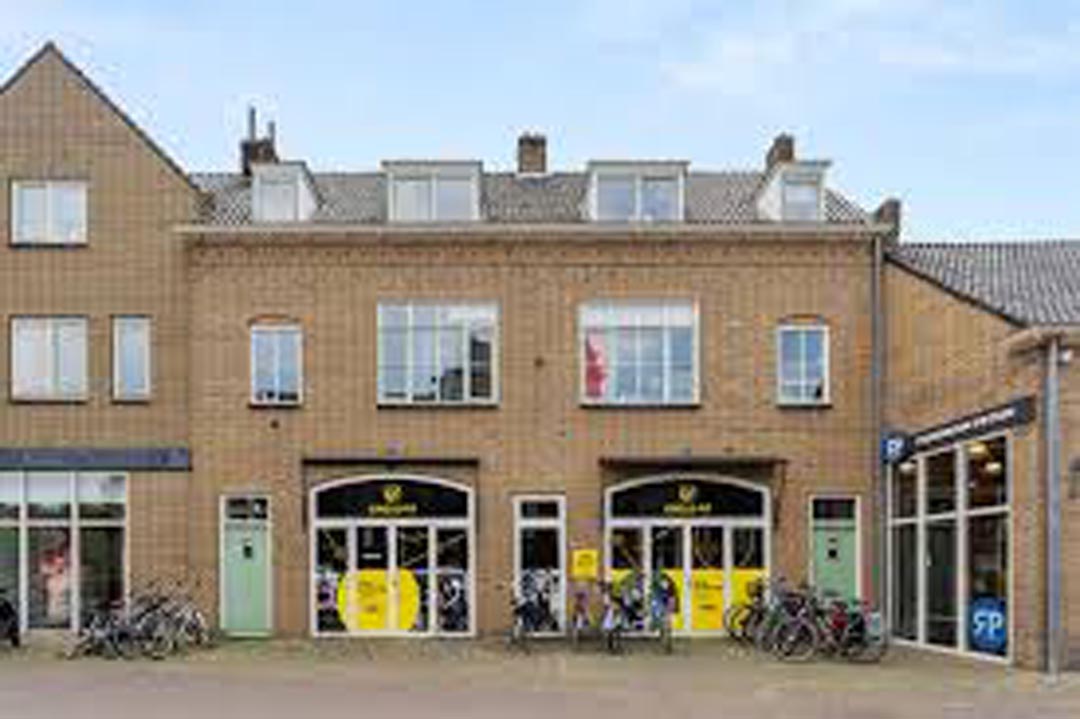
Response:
[377,303,497,405]
[386,162,480,222]
[777,324,829,406]
[580,301,697,405]
[112,316,151,401]
[592,172,682,222]
[250,324,302,406]
[11,317,88,401]
[11,181,87,245]
[781,175,823,221]
[251,162,317,222]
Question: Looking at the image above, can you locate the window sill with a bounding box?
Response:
[9,241,89,249]
[112,396,152,405]
[580,402,701,410]
[9,396,89,405]
[377,401,499,410]
[776,401,832,410]
[249,401,303,410]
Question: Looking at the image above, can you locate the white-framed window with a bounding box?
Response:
[377,303,498,405]
[255,178,300,222]
[781,175,823,221]
[0,470,127,633]
[388,169,479,222]
[10,317,88,401]
[776,324,829,406]
[592,173,681,222]
[112,316,151,401]
[512,494,566,633]
[579,301,698,405]
[250,324,302,406]
[11,181,88,245]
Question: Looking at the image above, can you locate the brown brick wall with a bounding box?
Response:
[187,236,876,635]
[885,263,1045,667]
[0,48,197,446]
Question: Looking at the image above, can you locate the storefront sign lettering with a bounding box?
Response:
[909,397,1035,454]
[366,483,419,517]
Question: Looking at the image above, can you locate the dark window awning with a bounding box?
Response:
[0,447,191,471]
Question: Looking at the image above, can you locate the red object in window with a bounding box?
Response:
[585,331,607,398]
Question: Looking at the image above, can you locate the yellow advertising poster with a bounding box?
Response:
[690,569,725,630]
[336,569,421,631]
[571,549,599,580]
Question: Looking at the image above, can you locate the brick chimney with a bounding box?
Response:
[874,198,902,243]
[765,133,795,171]
[517,133,547,174]
[241,107,278,176]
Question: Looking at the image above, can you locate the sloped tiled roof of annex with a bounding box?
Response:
[889,241,1080,326]
[190,170,870,226]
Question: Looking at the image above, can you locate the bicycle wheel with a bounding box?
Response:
[774,618,818,662]
[842,618,888,663]
[723,603,752,640]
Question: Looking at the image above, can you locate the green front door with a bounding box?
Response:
[222,497,271,635]
[811,498,858,601]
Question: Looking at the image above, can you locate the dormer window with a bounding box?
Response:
[252,162,317,222]
[781,172,823,222]
[385,162,481,222]
[588,162,685,222]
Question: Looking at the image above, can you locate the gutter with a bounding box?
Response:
[175,221,896,240]
[1007,325,1073,675]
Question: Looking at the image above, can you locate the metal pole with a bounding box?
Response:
[1045,337,1062,676]
[871,234,886,613]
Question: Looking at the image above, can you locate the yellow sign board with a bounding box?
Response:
[571,549,599,580]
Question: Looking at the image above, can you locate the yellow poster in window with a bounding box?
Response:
[571,549,599,580]
[336,569,420,631]
[690,569,725,630]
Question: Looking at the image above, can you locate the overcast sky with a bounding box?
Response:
[3,0,1080,241]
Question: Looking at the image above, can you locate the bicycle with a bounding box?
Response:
[507,572,561,652]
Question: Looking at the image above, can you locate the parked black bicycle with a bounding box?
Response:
[507,572,560,651]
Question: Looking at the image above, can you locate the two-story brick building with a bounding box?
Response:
[1,43,1077,670]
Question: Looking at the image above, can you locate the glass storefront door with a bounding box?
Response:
[605,476,770,636]
[311,477,473,637]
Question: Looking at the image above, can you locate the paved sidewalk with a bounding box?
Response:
[1,639,1078,719]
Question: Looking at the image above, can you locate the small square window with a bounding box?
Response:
[11,181,87,245]
[776,325,829,406]
[782,179,821,221]
[250,325,303,406]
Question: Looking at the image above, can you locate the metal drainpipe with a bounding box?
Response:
[871,233,885,610]
[1045,336,1062,676]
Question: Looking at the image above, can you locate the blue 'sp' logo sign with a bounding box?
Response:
[969,598,1007,653]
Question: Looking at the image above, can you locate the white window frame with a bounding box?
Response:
[886,432,1013,664]
[776,323,830,407]
[249,324,303,407]
[10,316,89,402]
[376,302,499,406]
[386,163,481,222]
[512,494,567,635]
[578,300,699,407]
[10,181,88,246]
[0,471,128,634]
[589,171,685,222]
[111,316,152,402]
[780,173,824,222]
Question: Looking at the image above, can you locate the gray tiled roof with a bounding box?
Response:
[889,241,1080,326]
[190,170,869,226]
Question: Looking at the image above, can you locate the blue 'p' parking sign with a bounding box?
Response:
[969,597,1007,653]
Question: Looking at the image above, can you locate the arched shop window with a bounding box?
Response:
[310,476,474,637]
[604,475,770,636]
[0,471,126,633]
[889,435,1010,658]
